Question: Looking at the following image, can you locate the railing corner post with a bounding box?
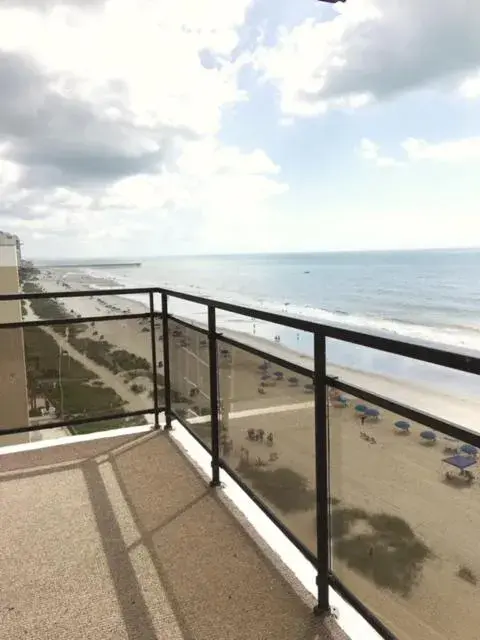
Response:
[314,331,330,615]
[161,292,173,431]
[149,291,160,429]
[208,305,221,487]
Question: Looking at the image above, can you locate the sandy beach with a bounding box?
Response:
[27,269,480,639]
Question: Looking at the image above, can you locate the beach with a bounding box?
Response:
[26,268,480,640]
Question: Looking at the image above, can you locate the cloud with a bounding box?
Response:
[254,0,480,116]
[0,50,186,189]
[359,136,480,166]
[358,138,401,167]
[0,0,286,254]
[1,0,103,9]
[402,137,480,163]
[459,70,480,98]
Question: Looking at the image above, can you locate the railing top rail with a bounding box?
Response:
[2,285,480,375]
[0,286,154,301]
[159,286,480,374]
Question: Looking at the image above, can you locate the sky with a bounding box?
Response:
[0,0,479,259]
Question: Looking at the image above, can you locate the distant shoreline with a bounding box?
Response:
[36,262,141,268]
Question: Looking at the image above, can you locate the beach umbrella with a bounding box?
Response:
[304,383,314,392]
[287,376,299,385]
[261,374,270,381]
[394,420,410,430]
[337,394,347,403]
[274,371,284,378]
[420,430,436,441]
[460,444,478,456]
[365,408,379,417]
[355,404,367,413]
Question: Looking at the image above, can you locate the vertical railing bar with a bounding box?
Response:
[148,291,160,429]
[161,292,172,430]
[208,305,221,487]
[314,331,330,614]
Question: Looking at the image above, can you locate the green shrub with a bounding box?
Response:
[330,505,432,597]
[24,326,124,425]
[457,565,477,585]
[237,461,315,513]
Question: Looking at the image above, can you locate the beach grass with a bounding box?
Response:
[24,326,125,421]
[331,505,433,597]
[236,458,316,513]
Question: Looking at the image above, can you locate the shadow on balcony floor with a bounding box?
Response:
[0,430,345,640]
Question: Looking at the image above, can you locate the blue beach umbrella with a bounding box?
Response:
[274,371,284,378]
[365,408,379,417]
[420,430,436,441]
[394,420,410,431]
[337,395,347,403]
[460,444,478,456]
[355,404,367,413]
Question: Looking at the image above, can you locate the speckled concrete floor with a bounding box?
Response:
[0,430,346,640]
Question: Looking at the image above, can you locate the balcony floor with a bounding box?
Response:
[0,429,344,640]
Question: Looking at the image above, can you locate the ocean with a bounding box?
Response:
[41,249,480,398]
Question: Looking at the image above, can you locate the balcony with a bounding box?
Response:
[1,285,480,640]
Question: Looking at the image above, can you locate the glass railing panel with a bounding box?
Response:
[217,337,316,555]
[328,385,480,640]
[168,317,211,449]
[0,317,154,446]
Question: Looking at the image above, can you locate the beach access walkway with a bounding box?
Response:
[0,427,346,640]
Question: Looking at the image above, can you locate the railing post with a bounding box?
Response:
[149,291,160,429]
[208,305,221,487]
[161,292,172,431]
[314,331,330,615]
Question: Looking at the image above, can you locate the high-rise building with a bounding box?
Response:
[0,231,29,445]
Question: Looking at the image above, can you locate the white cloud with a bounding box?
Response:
[459,70,480,98]
[402,137,480,163]
[360,136,480,166]
[254,0,480,117]
[358,138,401,167]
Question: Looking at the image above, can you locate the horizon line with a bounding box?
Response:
[28,245,480,262]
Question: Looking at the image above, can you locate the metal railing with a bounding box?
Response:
[2,285,480,640]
